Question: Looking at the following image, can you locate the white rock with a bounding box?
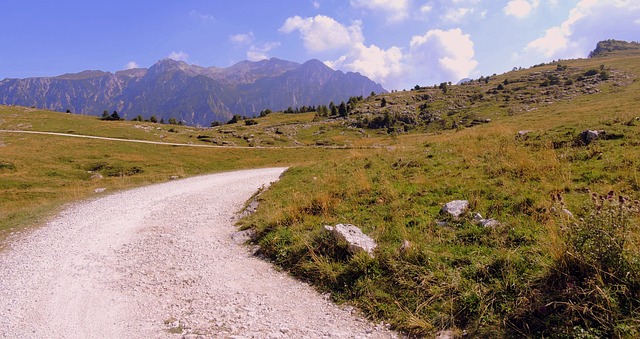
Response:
[325,224,377,257]
[441,200,469,219]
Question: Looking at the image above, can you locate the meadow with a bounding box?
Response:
[2,47,640,337]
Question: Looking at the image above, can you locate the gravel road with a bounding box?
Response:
[0,168,397,338]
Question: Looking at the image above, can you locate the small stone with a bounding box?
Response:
[562,208,574,219]
[93,188,106,193]
[478,219,501,227]
[472,212,483,221]
[441,200,469,219]
[170,175,180,180]
[400,240,411,252]
[90,173,103,180]
[436,330,456,339]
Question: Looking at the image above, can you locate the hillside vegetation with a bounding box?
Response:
[2,41,640,337]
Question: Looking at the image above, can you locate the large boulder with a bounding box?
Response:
[324,224,377,257]
[441,200,469,219]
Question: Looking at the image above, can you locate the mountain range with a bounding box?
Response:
[0,58,386,126]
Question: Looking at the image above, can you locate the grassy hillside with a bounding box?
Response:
[238,48,640,337]
[2,42,640,337]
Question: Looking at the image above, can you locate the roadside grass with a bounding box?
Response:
[0,126,351,240]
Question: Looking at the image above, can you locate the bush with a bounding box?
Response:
[0,161,16,171]
[584,69,599,77]
[510,191,640,337]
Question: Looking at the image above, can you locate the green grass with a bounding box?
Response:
[2,47,640,337]
[238,50,640,336]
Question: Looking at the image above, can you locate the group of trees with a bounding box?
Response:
[100,110,183,125]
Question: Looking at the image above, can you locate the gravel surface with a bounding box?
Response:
[0,168,398,338]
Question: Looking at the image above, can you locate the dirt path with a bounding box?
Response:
[0,168,396,338]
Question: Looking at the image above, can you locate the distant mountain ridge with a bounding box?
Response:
[0,58,386,126]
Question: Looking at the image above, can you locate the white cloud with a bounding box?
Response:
[408,28,478,85]
[443,7,473,22]
[247,42,281,61]
[326,43,404,86]
[230,32,279,61]
[230,32,254,45]
[168,51,189,62]
[420,4,433,14]
[189,10,215,22]
[350,0,410,22]
[523,0,640,60]
[313,1,320,9]
[280,15,363,52]
[503,0,540,18]
[124,61,140,70]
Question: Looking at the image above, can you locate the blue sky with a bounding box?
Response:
[0,0,638,90]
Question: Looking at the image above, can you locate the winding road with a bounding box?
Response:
[0,168,396,338]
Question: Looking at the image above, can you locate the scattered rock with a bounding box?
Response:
[231,229,255,244]
[90,173,103,180]
[517,130,532,139]
[238,196,261,218]
[169,175,180,180]
[93,188,106,193]
[562,208,574,219]
[400,240,411,252]
[435,330,457,339]
[472,212,500,227]
[578,129,605,145]
[324,224,377,257]
[441,200,469,219]
[478,219,501,228]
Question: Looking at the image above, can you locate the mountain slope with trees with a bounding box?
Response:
[0,58,386,126]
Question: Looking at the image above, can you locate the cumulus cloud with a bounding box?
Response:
[280,14,404,87]
[443,7,474,22]
[124,61,140,70]
[326,43,404,87]
[168,51,189,62]
[282,14,478,89]
[280,15,363,52]
[407,28,478,85]
[229,32,279,61]
[350,0,410,22]
[230,32,255,46]
[503,0,540,18]
[523,0,640,60]
[247,42,281,61]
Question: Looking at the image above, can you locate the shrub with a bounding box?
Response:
[0,161,16,171]
[584,69,599,77]
[510,191,640,337]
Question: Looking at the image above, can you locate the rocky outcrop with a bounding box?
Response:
[324,224,377,257]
